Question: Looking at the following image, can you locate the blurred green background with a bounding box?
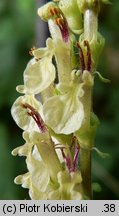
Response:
[0,0,119,199]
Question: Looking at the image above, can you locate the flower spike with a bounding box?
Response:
[11,0,109,200]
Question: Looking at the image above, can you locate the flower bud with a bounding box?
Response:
[77,0,100,14]
[77,0,110,14]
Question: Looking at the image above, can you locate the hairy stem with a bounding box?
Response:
[80,148,92,199]
[80,86,93,199]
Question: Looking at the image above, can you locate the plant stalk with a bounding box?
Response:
[80,148,92,199]
[80,8,98,199]
[80,86,93,199]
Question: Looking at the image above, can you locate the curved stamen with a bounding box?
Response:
[61,148,71,172]
[77,42,86,72]
[21,103,47,133]
[59,136,80,173]
[84,40,92,72]
[72,146,80,172]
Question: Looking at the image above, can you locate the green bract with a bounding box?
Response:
[94,71,110,83]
